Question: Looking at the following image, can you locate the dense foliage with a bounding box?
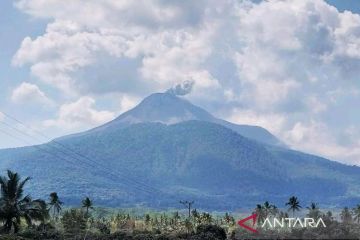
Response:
[1,171,360,239]
[0,170,47,233]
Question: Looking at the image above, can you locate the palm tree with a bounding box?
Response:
[184,218,194,234]
[341,207,353,224]
[323,211,334,225]
[263,201,278,217]
[173,211,181,225]
[144,214,151,226]
[254,204,266,223]
[254,201,277,224]
[286,196,301,217]
[352,204,360,224]
[48,192,63,220]
[307,202,317,210]
[224,212,234,225]
[306,202,321,219]
[0,170,48,233]
[201,212,212,224]
[191,209,201,225]
[82,197,93,216]
[278,211,289,218]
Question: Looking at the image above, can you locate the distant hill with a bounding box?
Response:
[0,93,359,210]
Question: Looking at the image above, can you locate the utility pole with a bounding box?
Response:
[180,200,194,218]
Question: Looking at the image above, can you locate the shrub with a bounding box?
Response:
[61,209,87,234]
[19,228,62,240]
[94,219,111,234]
[195,224,227,240]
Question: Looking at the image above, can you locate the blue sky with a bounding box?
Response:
[1,0,360,165]
[326,0,360,13]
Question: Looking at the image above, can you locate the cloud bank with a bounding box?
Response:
[12,0,360,164]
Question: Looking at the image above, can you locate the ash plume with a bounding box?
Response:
[167,80,194,96]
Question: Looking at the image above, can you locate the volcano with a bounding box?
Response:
[0,92,359,210]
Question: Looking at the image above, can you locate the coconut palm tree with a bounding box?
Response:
[184,218,193,233]
[173,211,180,220]
[200,212,212,225]
[82,197,94,216]
[48,192,63,220]
[306,202,321,219]
[341,207,353,224]
[144,214,151,226]
[307,202,317,210]
[192,209,203,225]
[278,211,289,218]
[263,201,278,217]
[254,204,266,223]
[0,170,48,233]
[352,204,360,224]
[286,196,301,217]
[254,201,277,224]
[223,212,235,225]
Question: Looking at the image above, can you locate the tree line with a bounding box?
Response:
[1,170,360,239]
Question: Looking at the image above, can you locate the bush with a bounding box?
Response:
[19,228,62,240]
[61,209,87,234]
[133,233,155,240]
[0,235,22,240]
[195,224,227,240]
[94,219,111,234]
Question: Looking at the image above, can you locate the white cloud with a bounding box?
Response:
[227,109,287,136]
[12,19,221,96]
[11,0,360,164]
[14,0,213,29]
[118,94,140,113]
[11,82,53,106]
[13,0,221,96]
[44,97,115,130]
[283,121,360,165]
[305,96,328,114]
[332,10,360,59]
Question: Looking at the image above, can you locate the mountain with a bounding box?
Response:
[69,92,284,147]
[0,93,360,210]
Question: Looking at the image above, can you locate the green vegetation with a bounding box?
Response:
[82,197,94,216]
[2,119,360,209]
[286,196,302,217]
[2,171,360,239]
[48,192,62,220]
[0,170,47,233]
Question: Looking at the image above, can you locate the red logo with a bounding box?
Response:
[238,213,258,233]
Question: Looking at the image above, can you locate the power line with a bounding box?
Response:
[2,112,161,192]
[0,111,162,194]
[0,124,157,196]
[0,116,162,196]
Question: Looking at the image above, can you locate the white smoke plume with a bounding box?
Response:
[167,80,194,96]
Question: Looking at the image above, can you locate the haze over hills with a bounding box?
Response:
[0,92,360,210]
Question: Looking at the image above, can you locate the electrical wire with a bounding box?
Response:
[0,113,164,196]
